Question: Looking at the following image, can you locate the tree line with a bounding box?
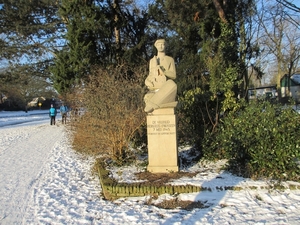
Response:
[0,0,299,109]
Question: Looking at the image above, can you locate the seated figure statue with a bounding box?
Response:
[144,39,177,113]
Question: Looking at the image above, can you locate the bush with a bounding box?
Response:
[177,87,222,149]
[71,64,146,165]
[202,101,300,181]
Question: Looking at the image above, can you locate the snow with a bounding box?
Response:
[0,110,300,224]
[0,109,53,128]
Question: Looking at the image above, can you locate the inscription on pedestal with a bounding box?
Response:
[147,120,176,135]
[146,113,178,173]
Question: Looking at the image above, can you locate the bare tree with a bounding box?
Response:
[276,0,300,27]
[256,0,300,91]
[276,0,300,13]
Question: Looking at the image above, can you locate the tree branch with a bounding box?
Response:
[212,0,227,23]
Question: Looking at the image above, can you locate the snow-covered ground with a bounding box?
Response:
[0,109,54,128]
[0,110,300,224]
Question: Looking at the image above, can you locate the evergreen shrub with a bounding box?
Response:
[203,101,300,181]
[177,87,220,149]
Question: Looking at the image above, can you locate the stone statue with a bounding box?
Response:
[144,39,177,113]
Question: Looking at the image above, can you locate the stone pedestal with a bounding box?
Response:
[146,108,179,173]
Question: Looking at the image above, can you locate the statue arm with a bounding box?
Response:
[145,58,156,88]
[162,57,176,79]
[149,57,156,74]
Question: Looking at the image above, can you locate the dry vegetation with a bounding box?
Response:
[135,171,198,185]
[70,64,147,163]
[151,199,209,210]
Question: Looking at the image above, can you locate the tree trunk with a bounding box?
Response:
[212,0,227,23]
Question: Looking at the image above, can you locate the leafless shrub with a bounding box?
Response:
[71,64,147,164]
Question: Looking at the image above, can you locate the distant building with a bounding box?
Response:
[27,97,46,108]
[27,97,39,107]
[280,74,300,103]
[248,85,277,101]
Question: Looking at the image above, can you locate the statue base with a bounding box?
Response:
[146,108,179,173]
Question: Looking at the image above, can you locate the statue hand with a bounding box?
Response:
[156,66,166,77]
[145,77,154,88]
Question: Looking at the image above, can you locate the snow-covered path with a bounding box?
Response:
[0,124,64,223]
[0,112,300,224]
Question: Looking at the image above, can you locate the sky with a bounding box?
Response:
[0,110,300,224]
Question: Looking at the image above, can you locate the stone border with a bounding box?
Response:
[95,159,300,200]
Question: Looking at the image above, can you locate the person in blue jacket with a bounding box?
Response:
[60,103,68,124]
[49,104,57,125]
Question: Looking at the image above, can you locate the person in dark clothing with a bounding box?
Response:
[49,104,57,125]
[60,103,68,124]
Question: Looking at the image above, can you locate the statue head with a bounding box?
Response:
[154,39,166,52]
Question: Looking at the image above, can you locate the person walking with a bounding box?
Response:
[60,103,68,124]
[49,104,57,125]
